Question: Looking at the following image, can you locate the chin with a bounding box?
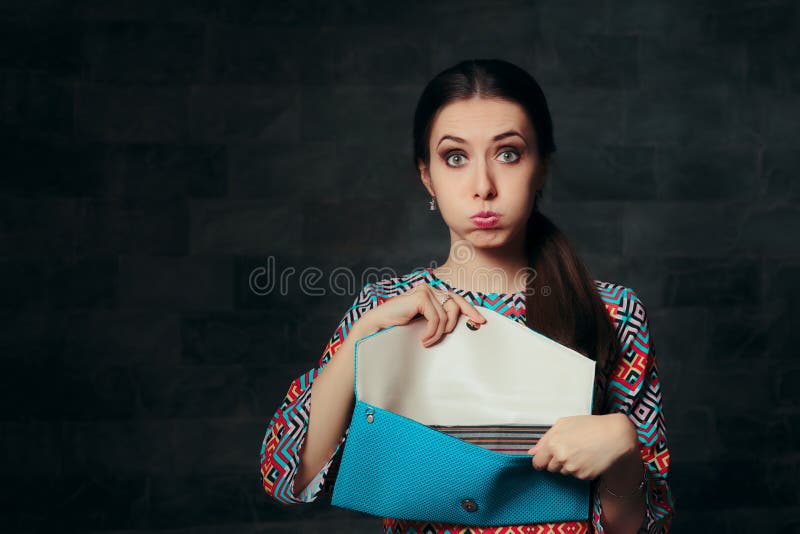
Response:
[464,229,512,248]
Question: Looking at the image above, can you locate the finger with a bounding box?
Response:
[447,292,487,324]
[531,450,549,471]
[417,288,447,345]
[423,290,449,346]
[546,457,564,473]
[416,289,441,345]
[430,289,459,334]
[442,298,459,333]
[531,448,550,471]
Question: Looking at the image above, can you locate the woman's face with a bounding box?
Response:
[420,96,547,251]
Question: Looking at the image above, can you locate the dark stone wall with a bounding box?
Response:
[1,1,797,532]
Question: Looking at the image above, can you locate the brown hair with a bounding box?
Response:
[412,59,620,413]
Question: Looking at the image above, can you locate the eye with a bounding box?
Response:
[498,149,521,163]
[445,152,467,167]
[443,148,521,168]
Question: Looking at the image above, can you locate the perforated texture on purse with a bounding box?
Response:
[331,400,592,526]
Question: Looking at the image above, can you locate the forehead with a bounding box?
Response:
[430,97,533,143]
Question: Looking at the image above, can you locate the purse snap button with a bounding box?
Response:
[461,498,478,512]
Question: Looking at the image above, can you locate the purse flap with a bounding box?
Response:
[353,306,596,426]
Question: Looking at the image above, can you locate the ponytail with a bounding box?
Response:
[523,209,620,414]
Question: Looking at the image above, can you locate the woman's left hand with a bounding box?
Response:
[527,413,637,480]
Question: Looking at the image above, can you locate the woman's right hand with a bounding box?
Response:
[360,283,486,347]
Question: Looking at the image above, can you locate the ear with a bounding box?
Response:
[418,160,435,197]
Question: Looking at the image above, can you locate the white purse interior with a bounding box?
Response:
[354,306,596,427]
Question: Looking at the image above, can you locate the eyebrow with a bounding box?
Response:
[436,130,528,148]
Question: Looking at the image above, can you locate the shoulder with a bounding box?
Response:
[593,280,657,389]
[593,281,660,414]
[593,279,649,318]
[592,279,651,346]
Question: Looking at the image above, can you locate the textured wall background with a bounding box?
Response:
[1,0,798,532]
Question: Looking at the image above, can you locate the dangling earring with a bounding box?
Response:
[429,196,437,211]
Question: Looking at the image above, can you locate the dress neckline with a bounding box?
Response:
[422,267,523,297]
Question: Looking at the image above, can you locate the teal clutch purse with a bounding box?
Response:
[330,307,596,526]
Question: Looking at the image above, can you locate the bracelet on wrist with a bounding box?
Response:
[602,459,647,501]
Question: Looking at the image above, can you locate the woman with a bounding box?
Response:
[260,59,675,533]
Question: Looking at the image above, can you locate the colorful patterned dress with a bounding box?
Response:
[260,267,675,533]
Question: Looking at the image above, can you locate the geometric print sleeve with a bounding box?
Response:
[259,282,380,505]
[593,286,676,533]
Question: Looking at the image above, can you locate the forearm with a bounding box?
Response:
[293,317,379,495]
[599,413,647,533]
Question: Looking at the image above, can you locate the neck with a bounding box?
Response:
[434,232,529,294]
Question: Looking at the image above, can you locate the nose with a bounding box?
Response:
[474,165,497,200]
